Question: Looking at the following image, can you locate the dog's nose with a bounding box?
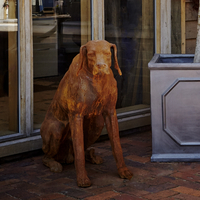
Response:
[97,63,106,68]
[93,63,110,75]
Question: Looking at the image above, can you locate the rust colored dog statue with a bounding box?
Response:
[41,40,133,187]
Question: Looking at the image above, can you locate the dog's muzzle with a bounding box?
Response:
[93,63,110,75]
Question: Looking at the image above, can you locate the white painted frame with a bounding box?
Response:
[91,0,104,40]
[19,0,33,135]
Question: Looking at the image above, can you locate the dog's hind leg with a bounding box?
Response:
[84,115,104,164]
[54,125,74,164]
[41,119,67,173]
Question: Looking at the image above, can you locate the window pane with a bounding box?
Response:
[0,0,18,136]
[105,0,154,111]
[33,0,91,130]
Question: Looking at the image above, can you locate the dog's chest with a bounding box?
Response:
[86,88,107,115]
[81,79,114,115]
[90,95,106,115]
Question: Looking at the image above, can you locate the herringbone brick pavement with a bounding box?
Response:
[1,131,200,200]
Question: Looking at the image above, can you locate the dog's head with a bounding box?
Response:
[77,40,122,76]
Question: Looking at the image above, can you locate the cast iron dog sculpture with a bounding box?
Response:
[41,40,133,187]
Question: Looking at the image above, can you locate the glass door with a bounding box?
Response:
[104,0,154,131]
[0,0,19,137]
[32,0,91,130]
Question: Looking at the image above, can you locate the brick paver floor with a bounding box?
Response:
[1,130,200,200]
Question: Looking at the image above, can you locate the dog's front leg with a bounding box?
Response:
[104,111,133,180]
[68,113,91,187]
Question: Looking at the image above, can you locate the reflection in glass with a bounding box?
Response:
[33,0,91,129]
[105,0,154,110]
[0,0,18,136]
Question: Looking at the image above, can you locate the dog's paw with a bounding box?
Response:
[77,175,92,188]
[49,161,63,173]
[118,167,133,180]
[65,153,74,164]
[43,156,63,173]
[86,148,103,164]
[93,155,104,164]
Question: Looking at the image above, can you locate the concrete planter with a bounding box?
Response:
[148,54,200,162]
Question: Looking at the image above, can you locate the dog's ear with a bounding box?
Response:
[77,44,87,76]
[110,43,122,76]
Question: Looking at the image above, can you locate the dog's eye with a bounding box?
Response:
[87,52,95,57]
[105,53,111,57]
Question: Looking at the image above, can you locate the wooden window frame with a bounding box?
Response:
[155,0,186,54]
